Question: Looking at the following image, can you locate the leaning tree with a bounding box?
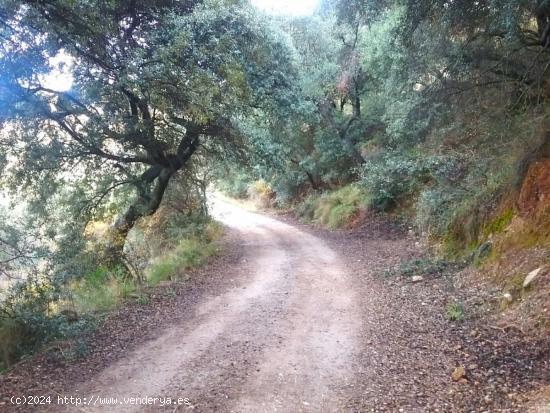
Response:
[0,0,295,269]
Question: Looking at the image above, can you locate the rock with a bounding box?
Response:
[473,242,492,263]
[523,267,542,288]
[503,293,513,303]
[452,366,466,381]
[411,275,424,283]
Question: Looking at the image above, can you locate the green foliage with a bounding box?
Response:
[246,180,275,208]
[414,139,522,253]
[483,209,514,238]
[0,276,88,370]
[295,193,320,221]
[72,267,135,314]
[144,213,222,286]
[0,204,222,369]
[446,302,465,322]
[147,237,218,286]
[216,171,253,199]
[317,0,550,255]
[361,153,428,211]
[0,0,301,280]
[296,184,369,228]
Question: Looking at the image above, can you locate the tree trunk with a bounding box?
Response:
[340,132,365,165]
[102,126,202,272]
[338,116,365,165]
[305,170,320,190]
[103,167,174,271]
[319,99,365,165]
[353,94,361,117]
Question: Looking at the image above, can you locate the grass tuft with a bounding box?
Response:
[482,208,514,238]
[446,301,464,321]
[72,267,135,314]
[296,184,370,229]
[146,237,218,286]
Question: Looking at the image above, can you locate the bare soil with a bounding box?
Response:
[0,199,548,412]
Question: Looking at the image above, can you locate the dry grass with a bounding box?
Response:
[296,184,370,229]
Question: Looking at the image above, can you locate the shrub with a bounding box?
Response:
[128,208,221,271]
[72,267,134,314]
[0,277,87,369]
[361,153,428,211]
[247,180,275,208]
[482,208,514,237]
[296,184,370,228]
[415,187,464,236]
[295,193,321,221]
[446,302,464,322]
[216,171,251,199]
[414,153,516,255]
[0,210,222,370]
[146,237,218,286]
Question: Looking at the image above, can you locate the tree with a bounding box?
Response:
[0,0,294,268]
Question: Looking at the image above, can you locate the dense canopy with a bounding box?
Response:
[0,0,549,374]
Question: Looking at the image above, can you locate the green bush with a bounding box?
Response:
[415,187,464,237]
[482,208,514,237]
[295,193,321,221]
[295,184,370,228]
[0,277,87,370]
[328,204,357,228]
[146,237,218,286]
[128,209,223,270]
[216,171,252,199]
[361,153,428,211]
[72,267,135,314]
[418,180,511,255]
[0,213,223,370]
[446,302,464,322]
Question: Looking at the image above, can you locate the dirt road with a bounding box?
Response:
[68,198,363,412]
[4,198,545,412]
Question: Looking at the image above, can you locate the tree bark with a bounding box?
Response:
[340,131,365,165]
[103,129,201,272]
[305,171,320,190]
[103,167,174,269]
[338,116,365,165]
[319,99,365,165]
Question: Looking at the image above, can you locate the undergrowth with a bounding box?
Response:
[296,184,370,228]
[146,234,219,285]
[71,266,135,314]
[384,256,463,279]
[246,180,275,208]
[0,212,223,372]
[446,301,465,322]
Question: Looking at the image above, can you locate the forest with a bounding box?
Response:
[0,0,549,411]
